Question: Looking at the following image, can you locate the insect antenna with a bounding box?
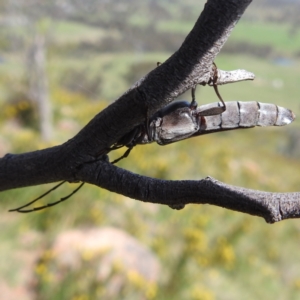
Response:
[13,182,85,213]
[9,181,66,212]
[8,148,128,213]
[8,181,84,213]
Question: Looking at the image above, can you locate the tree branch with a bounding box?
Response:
[212,69,255,86]
[63,0,254,158]
[1,0,253,190]
[4,0,300,224]
[76,159,300,224]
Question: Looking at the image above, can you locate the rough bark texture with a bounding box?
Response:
[74,160,300,224]
[2,0,300,223]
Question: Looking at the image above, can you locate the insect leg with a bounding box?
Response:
[212,62,226,109]
[110,146,134,164]
[197,63,226,117]
[190,85,198,110]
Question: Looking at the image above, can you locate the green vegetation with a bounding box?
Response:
[0,1,300,299]
[229,21,300,55]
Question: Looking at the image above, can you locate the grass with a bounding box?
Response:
[157,19,300,56]
[49,52,171,101]
[156,20,194,35]
[229,21,300,55]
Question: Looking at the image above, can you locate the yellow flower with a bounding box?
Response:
[184,228,207,252]
[35,263,47,275]
[127,270,145,289]
[146,283,157,299]
[191,287,215,300]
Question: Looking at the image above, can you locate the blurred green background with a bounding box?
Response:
[1,0,300,299]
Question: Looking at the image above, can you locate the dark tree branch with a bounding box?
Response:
[76,159,300,224]
[61,0,254,158]
[2,0,300,224]
[1,0,252,188]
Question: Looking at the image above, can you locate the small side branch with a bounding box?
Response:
[77,160,300,224]
[211,69,255,86]
[129,68,255,94]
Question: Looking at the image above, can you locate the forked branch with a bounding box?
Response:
[76,159,300,224]
[0,0,255,191]
[2,0,300,223]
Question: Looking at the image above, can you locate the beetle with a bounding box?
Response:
[110,73,226,164]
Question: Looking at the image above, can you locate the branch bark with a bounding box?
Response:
[76,159,300,224]
[2,0,300,223]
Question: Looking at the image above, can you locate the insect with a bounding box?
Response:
[109,78,226,164]
[109,62,226,162]
[9,64,295,213]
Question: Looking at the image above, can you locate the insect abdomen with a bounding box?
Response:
[200,101,295,130]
